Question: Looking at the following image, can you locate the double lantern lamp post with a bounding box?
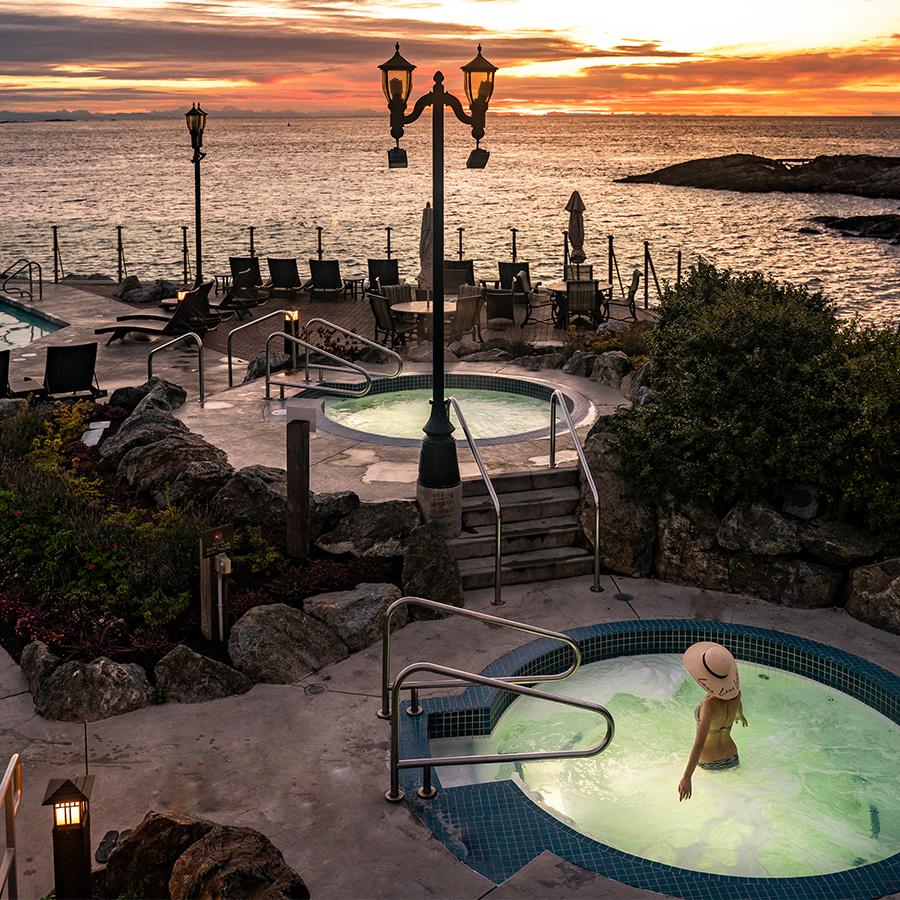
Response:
[378,43,498,533]
[184,103,208,287]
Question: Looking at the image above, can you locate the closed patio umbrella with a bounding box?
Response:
[417,202,434,290]
[566,190,586,264]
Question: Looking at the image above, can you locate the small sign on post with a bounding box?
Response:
[199,525,234,640]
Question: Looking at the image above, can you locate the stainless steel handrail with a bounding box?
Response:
[303,317,403,380]
[378,597,581,720]
[264,332,373,399]
[385,662,614,802]
[147,332,205,404]
[226,309,295,387]
[448,397,502,608]
[550,390,602,593]
[1,259,43,302]
[0,754,23,897]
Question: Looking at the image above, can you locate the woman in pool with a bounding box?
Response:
[678,641,747,801]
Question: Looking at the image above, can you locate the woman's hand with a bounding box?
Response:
[737,713,748,727]
[678,775,692,801]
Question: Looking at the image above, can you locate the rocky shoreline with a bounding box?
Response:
[806,213,900,244]
[617,153,900,200]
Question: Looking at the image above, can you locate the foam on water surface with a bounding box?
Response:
[431,654,900,878]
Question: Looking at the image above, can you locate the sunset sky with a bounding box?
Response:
[2,0,899,115]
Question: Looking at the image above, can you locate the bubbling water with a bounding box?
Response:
[431,654,900,878]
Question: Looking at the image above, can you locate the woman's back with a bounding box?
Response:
[699,695,740,762]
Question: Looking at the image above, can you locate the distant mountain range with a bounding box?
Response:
[0,107,382,122]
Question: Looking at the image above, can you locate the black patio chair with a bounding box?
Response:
[307,259,347,301]
[565,263,594,282]
[610,268,642,322]
[267,258,304,303]
[96,284,210,344]
[562,280,602,329]
[14,343,107,401]
[214,268,270,321]
[499,261,530,291]
[367,259,400,292]
[229,256,264,288]
[369,292,415,347]
[484,287,516,328]
[448,294,483,343]
[514,269,554,325]
[0,349,14,398]
[443,260,475,295]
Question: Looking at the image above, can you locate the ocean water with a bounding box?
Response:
[431,653,900,879]
[1,115,898,322]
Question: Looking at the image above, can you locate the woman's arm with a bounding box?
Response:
[736,698,748,727]
[679,700,712,801]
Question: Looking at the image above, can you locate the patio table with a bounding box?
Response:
[392,299,458,342]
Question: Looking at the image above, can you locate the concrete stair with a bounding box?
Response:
[450,467,593,590]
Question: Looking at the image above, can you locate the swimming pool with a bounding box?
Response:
[397,620,900,898]
[305,374,589,446]
[0,301,59,349]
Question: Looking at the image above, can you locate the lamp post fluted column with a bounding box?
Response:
[184,103,208,288]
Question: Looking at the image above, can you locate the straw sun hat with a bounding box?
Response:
[683,642,740,700]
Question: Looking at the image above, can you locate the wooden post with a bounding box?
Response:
[249,226,255,257]
[316,226,323,261]
[457,227,464,261]
[643,240,650,310]
[116,226,124,282]
[510,227,517,263]
[677,249,682,286]
[52,225,60,283]
[181,226,190,286]
[386,226,392,260]
[286,420,310,559]
[199,547,215,640]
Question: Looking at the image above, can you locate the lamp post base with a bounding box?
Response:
[416,481,462,537]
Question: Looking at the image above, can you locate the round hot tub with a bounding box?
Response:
[399,620,900,898]
[301,374,589,446]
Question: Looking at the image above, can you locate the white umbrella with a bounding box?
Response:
[566,190,587,264]
[417,202,433,290]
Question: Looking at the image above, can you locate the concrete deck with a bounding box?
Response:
[1,573,897,898]
[2,283,624,498]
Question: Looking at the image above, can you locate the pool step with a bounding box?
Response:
[448,516,580,560]
[457,547,594,590]
[462,485,580,528]
[461,467,579,499]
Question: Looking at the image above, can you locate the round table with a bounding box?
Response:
[545,280,613,329]
[545,280,613,295]
[391,299,458,342]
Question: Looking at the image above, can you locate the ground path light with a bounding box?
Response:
[42,775,94,899]
[378,41,498,535]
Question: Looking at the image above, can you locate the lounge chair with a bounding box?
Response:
[307,260,347,301]
[484,287,516,328]
[443,260,475,295]
[267,258,304,303]
[229,256,265,289]
[96,286,209,344]
[214,268,270,321]
[0,349,12,398]
[368,259,400,292]
[10,342,107,401]
[369,292,415,347]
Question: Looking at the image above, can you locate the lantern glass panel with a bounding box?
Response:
[54,801,81,827]
[382,69,412,104]
[465,70,494,106]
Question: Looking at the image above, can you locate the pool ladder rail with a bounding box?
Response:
[379,597,615,802]
[1,258,43,303]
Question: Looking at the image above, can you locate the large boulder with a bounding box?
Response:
[113,274,141,298]
[401,522,465,616]
[19,640,60,704]
[117,432,234,506]
[580,433,655,577]
[310,490,359,540]
[105,810,214,899]
[304,583,404,652]
[585,413,616,440]
[169,824,309,900]
[99,408,189,464]
[118,278,180,305]
[447,338,483,358]
[511,352,564,371]
[131,377,188,415]
[845,557,900,634]
[717,502,801,556]
[155,645,252,704]
[407,340,457,363]
[619,362,653,403]
[562,350,597,378]
[799,518,883,566]
[655,505,731,591]
[460,348,511,363]
[210,466,288,538]
[315,500,421,558]
[243,348,291,384]
[781,483,820,521]
[37,657,153,721]
[590,351,632,389]
[728,555,843,608]
[228,603,348,683]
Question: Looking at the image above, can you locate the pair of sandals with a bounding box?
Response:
[96,828,132,863]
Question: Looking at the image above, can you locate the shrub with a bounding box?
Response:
[613,264,900,547]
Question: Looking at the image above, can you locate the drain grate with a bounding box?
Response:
[304,683,327,695]
[613,593,634,603]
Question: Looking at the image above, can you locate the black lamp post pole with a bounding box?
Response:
[418,73,460,492]
[193,147,203,286]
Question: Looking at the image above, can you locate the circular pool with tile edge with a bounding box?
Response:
[396,620,900,899]
[294,373,592,446]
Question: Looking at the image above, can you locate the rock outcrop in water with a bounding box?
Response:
[809,214,900,244]
[617,154,900,200]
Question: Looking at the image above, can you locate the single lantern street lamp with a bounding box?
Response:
[43,775,95,899]
[378,42,498,532]
[185,102,207,287]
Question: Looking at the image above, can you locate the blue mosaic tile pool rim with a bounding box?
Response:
[298,372,589,446]
[397,619,900,899]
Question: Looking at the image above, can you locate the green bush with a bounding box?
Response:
[613,264,900,547]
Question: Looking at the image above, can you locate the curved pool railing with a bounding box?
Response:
[265,332,373,399]
[378,597,582,720]
[302,317,403,381]
[386,661,615,802]
[549,389,602,593]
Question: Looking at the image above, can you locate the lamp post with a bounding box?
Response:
[42,776,94,899]
[184,103,207,287]
[379,43,497,534]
